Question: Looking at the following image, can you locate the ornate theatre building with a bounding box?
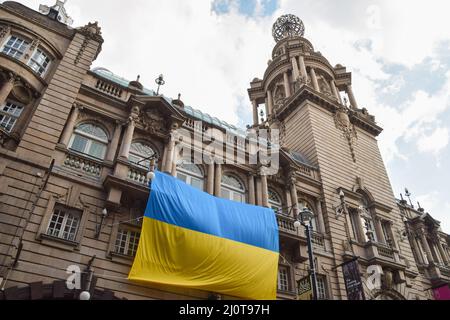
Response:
[0,1,449,300]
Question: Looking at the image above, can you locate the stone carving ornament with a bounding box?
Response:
[334,106,358,163]
[138,108,167,135]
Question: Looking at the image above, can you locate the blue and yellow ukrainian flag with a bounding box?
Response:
[128,171,279,300]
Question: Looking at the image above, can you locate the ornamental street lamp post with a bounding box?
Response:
[294,207,319,300]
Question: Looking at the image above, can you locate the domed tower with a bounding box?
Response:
[248,15,423,300]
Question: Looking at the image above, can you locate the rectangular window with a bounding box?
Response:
[349,210,360,241]
[316,276,328,300]
[2,35,29,59]
[46,206,81,242]
[0,102,24,132]
[27,48,51,76]
[277,266,290,292]
[115,229,141,257]
[361,217,377,242]
[382,222,392,246]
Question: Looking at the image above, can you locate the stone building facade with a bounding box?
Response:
[0,2,449,300]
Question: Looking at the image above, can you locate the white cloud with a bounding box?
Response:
[417,127,449,156]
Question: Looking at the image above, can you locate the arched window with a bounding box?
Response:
[221,174,245,203]
[177,162,204,191]
[69,123,108,160]
[299,200,318,231]
[268,189,283,214]
[129,142,157,169]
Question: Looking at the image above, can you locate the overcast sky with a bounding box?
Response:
[17,0,450,232]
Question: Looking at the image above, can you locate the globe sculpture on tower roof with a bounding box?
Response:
[272,14,305,42]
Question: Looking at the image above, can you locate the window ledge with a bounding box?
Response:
[108,251,135,265]
[38,233,80,252]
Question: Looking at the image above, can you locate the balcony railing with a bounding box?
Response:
[276,214,300,236]
[95,79,123,98]
[127,166,150,187]
[63,153,102,178]
[439,266,450,278]
[376,244,395,259]
[311,231,326,251]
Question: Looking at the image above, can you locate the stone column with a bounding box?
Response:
[315,199,326,234]
[59,104,81,147]
[255,177,262,206]
[330,80,342,103]
[119,119,136,159]
[298,56,307,79]
[214,163,222,197]
[283,72,291,98]
[0,73,15,105]
[291,56,300,80]
[171,143,179,177]
[252,100,259,126]
[161,143,168,172]
[285,188,292,215]
[247,173,255,205]
[289,180,299,218]
[260,172,269,208]
[105,121,122,162]
[346,84,358,109]
[207,160,215,195]
[420,231,435,264]
[310,68,320,92]
[267,90,274,116]
[163,133,176,173]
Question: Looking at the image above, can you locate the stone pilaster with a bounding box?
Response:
[59,103,82,147]
[207,160,215,195]
[291,56,300,80]
[105,121,122,162]
[283,72,291,98]
[0,72,16,105]
[247,173,255,205]
[214,163,222,197]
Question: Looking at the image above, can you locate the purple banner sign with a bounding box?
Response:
[342,259,365,300]
[433,285,450,300]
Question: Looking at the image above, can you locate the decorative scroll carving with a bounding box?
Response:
[75,22,104,64]
[0,25,11,41]
[334,106,358,163]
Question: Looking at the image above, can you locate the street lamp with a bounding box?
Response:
[294,207,319,300]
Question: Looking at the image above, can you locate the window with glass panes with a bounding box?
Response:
[114,229,140,257]
[316,276,328,300]
[268,189,282,214]
[277,266,290,291]
[382,222,392,246]
[0,101,24,132]
[69,123,108,160]
[129,142,157,169]
[46,206,81,242]
[2,35,29,59]
[221,174,245,203]
[28,48,51,76]
[177,162,204,191]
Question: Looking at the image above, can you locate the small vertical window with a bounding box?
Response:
[46,206,81,242]
[28,48,51,76]
[316,276,328,300]
[382,222,392,246]
[114,229,141,257]
[0,101,24,132]
[277,266,290,292]
[361,216,377,242]
[2,35,29,59]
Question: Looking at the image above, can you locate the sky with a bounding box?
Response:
[16,0,450,233]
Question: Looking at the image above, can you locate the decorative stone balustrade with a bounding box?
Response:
[127,166,150,187]
[95,79,123,98]
[63,153,102,177]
